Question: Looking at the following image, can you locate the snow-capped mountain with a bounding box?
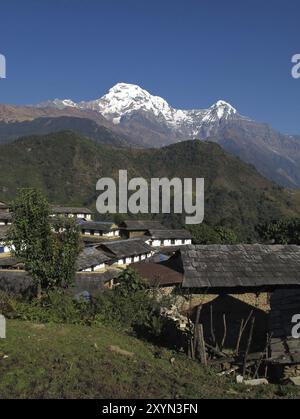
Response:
[37,83,248,139]
[18,82,300,189]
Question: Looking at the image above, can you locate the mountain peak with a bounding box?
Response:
[204,99,237,121]
[36,82,244,133]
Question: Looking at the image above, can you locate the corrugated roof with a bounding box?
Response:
[181,245,300,289]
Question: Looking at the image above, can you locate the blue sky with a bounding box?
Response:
[0,0,300,133]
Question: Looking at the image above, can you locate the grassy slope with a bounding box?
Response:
[0,320,299,399]
[0,132,300,239]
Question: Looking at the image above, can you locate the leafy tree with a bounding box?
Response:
[187,223,238,244]
[8,189,80,298]
[215,227,238,244]
[257,218,300,244]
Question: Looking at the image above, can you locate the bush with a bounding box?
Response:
[1,291,93,325]
[0,269,175,343]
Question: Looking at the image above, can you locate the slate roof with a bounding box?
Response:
[181,245,300,289]
[78,220,118,232]
[0,212,12,221]
[98,239,152,259]
[148,229,192,240]
[121,220,166,231]
[76,247,111,271]
[51,206,92,215]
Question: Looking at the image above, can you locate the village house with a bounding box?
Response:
[0,212,12,226]
[145,229,192,248]
[119,220,166,239]
[76,246,111,272]
[96,238,154,266]
[78,220,120,239]
[50,206,92,221]
[175,244,300,376]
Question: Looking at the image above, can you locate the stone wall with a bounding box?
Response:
[270,289,300,338]
[0,270,109,297]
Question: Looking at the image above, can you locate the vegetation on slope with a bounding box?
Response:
[0,320,299,399]
[0,131,299,241]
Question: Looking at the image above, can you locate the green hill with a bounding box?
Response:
[0,320,298,399]
[0,131,299,240]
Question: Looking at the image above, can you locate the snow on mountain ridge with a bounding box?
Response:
[36,83,245,135]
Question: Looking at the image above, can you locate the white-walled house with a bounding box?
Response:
[76,247,111,273]
[0,212,12,226]
[50,206,92,221]
[97,239,154,266]
[79,221,120,238]
[146,229,192,248]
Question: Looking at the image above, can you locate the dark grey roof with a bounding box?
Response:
[51,206,92,215]
[181,245,300,289]
[121,220,166,231]
[76,247,111,271]
[0,212,12,221]
[78,221,118,232]
[148,229,192,240]
[98,238,152,259]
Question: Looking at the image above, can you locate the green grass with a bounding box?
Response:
[0,320,299,399]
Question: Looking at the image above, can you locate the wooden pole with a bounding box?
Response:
[198,324,207,366]
[243,316,255,378]
[221,314,227,351]
[210,305,217,348]
[235,310,254,356]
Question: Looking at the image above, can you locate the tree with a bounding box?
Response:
[8,189,80,298]
[257,218,300,245]
[51,217,81,290]
[187,223,238,245]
